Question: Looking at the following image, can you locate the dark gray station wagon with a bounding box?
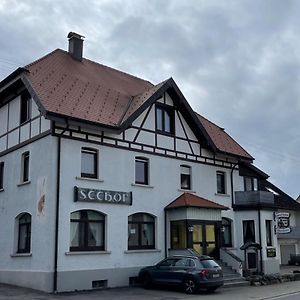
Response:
[138,255,223,294]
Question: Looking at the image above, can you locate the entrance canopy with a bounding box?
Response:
[165,192,228,211]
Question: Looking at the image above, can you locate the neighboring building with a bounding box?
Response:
[0,32,299,292]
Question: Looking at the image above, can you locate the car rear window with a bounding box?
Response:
[199,259,220,268]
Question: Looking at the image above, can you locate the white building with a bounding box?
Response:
[0,32,299,292]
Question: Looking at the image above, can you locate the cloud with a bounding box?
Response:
[0,0,299,197]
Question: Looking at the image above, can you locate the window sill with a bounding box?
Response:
[124,249,161,254]
[17,181,31,187]
[0,188,4,192]
[178,189,196,193]
[65,251,111,255]
[10,253,32,257]
[215,193,230,197]
[131,183,154,188]
[75,176,104,182]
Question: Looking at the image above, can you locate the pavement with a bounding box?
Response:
[1,280,300,300]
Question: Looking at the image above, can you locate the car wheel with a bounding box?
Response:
[183,278,196,294]
[142,273,152,289]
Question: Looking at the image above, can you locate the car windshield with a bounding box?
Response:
[199,259,220,268]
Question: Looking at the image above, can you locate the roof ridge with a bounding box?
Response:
[25,48,61,69]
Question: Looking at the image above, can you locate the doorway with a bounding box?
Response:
[192,224,217,257]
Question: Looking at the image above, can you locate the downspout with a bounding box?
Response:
[53,136,61,293]
[230,162,239,208]
[258,209,263,274]
[164,209,167,258]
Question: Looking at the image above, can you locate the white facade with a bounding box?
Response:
[0,85,293,292]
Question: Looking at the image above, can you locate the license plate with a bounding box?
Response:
[213,274,220,278]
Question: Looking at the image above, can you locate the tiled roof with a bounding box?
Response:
[165,192,228,210]
[196,113,253,160]
[25,49,153,126]
[10,48,253,160]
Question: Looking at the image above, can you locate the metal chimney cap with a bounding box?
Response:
[67,32,85,40]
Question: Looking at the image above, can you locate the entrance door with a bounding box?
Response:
[192,224,217,257]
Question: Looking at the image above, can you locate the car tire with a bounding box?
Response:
[142,273,152,289]
[183,278,196,294]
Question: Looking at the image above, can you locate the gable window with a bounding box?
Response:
[216,171,226,194]
[21,151,30,183]
[180,165,191,190]
[17,213,31,253]
[20,91,31,124]
[266,220,272,246]
[0,162,4,190]
[128,213,155,250]
[156,104,174,134]
[81,148,98,179]
[243,220,255,244]
[70,210,105,251]
[135,157,149,185]
[244,177,258,191]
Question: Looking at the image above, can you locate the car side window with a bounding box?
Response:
[174,258,188,267]
[187,259,196,268]
[159,258,178,267]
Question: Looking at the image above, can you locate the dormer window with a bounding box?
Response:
[20,91,31,124]
[156,104,175,134]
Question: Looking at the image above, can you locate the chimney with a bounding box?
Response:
[67,32,85,61]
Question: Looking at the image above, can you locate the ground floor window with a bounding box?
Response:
[17,213,31,253]
[221,218,232,247]
[70,210,105,251]
[171,220,187,249]
[128,213,155,250]
[243,220,255,244]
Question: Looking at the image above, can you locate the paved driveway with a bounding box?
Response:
[1,281,300,300]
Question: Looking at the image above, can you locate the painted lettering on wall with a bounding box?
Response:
[74,186,132,205]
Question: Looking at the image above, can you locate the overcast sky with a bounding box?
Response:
[0,0,299,198]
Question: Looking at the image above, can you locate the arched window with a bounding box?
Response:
[17,213,31,253]
[221,218,232,247]
[70,210,105,251]
[128,213,155,250]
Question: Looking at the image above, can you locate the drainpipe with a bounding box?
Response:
[258,209,263,274]
[53,136,61,293]
[230,162,239,208]
[164,209,167,258]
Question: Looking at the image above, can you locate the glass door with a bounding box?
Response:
[192,223,217,257]
[192,225,204,255]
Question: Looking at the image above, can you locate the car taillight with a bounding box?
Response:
[199,269,209,277]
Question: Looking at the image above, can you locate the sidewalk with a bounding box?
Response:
[0,280,300,300]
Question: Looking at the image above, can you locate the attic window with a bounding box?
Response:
[20,91,31,124]
[156,104,174,135]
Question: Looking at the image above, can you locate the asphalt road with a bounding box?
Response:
[1,281,300,300]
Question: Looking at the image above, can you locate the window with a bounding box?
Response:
[156,104,174,134]
[171,220,187,249]
[135,157,149,185]
[180,165,191,190]
[0,162,4,190]
[266,220,272,246]
[128,213,155,250]
[221,218,232,247]
[243,220,255,244]
[70,210,105,251]
[21,151,30,183]
[81,148,98,178]
[20,91,31,124]
[216,171,226,194]
[17,213,31,253]
[244,177,258,191]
